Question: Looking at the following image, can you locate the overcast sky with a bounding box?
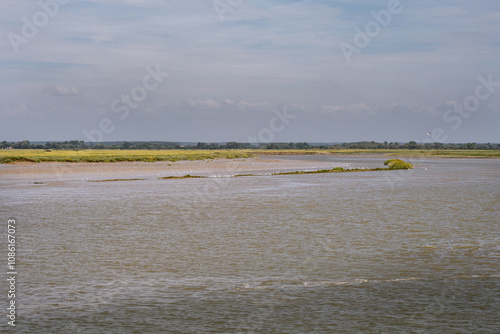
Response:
[1,0,499,143]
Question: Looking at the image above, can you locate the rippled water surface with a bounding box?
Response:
[1,156,499,333]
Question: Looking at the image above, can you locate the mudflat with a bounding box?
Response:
[0,157,348,182]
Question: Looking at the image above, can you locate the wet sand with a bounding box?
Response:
[0,157,349,182]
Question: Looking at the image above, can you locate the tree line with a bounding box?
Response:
[1,140,499,150]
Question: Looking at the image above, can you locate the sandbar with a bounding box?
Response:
[0,157,350,183]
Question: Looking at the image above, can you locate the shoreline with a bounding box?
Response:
[0,149,498,165]
[0,157,357,182]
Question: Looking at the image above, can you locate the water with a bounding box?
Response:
[1,156,499,333]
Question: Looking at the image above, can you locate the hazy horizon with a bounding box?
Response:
[1,1,499,143]
[3,140,500,145]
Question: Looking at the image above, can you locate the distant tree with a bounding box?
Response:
[225,142,242,149]
[195,142,208,149]
[295,142,310,149]
[20,140,30,149]
[466,142,476,149]
[265,143,279,149]
[408,141,418,149]
[207,143,220,149]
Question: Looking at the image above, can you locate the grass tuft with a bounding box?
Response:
[89,178,146,182]
[159,175,207,180]
[384,159,413,170]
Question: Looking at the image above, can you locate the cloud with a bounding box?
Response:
[397,103,439,116]
[236,101,269,110]
[1,104,32,116]
[187,99,220,109]
[183,98,270,111]
[43,85,80,97]
[320,103,373,115]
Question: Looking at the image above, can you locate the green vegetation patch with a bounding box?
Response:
[272,167,386,176]
[1,148,499,164]
[159,175,207,180]
[384,159,413,170]
[0,149,252,164]
[89,178,146,182]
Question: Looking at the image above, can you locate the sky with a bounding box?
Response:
[1,0,499,143]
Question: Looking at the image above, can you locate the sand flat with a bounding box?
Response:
[0,157,348,182]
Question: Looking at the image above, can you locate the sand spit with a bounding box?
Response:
[0,157,351,183]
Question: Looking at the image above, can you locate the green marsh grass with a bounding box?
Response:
[384,159,414,170]
[0,149,498,164]
[89,178,146,182]
[159,175,207,179]
[0,149,252,164]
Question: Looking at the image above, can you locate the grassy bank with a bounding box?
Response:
[0,149,252,163]
[0,148,498,164]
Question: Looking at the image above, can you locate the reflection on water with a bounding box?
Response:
[1,157,499,333]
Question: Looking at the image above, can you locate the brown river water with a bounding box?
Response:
[0,155,499,333]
